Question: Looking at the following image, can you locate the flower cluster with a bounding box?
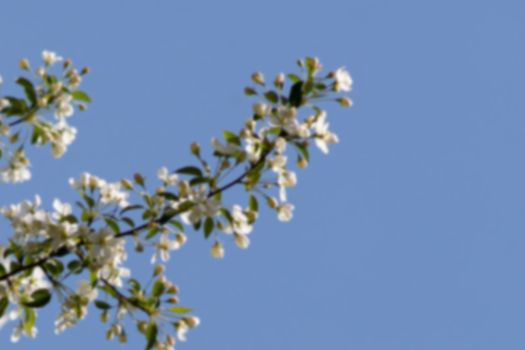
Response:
[0,50,90,183]
[0,55,351,349]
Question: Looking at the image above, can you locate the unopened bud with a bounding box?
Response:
[63,59,72,69]
[167,285,179,294]
[19,59,30,71]
[297,157,308,169]
[267,196,278,209]
[100,311,109,323]
[251,72,265,85]
[78,103,87,111]
[167,335,176,346]
[175,233,187,246]
[274,73,285,89]
[190,142,200,156]
[36,67,46,77]
[183,316,200,328]
[80,67,90,75]
[154,264,165,276]
[337,96,353,108]
[121,179,133,190]
[118,331,127,343]
[210,240,224,259]
[135,242,144,253]
[252,102,268,117]
[244,87,257,96]
[137,321,148,333]
[167,296,179,304]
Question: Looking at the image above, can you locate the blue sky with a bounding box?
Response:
[1,0,525,349]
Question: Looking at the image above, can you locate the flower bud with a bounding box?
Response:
[100,311,109,323]
[266,196,278,209]
[210,240,224,259]
[137,321,148,333]
[297,157,308,169]
[118,331,127,343]
[36,67,46,77]
[190,142,200,156]
[251,72,265,85]
[167,285,179,294]
[63,59,72,69]
[183,316,200,328]
[252,102,268,117]
[80,67,90,75]
[274,72,285,89]
[167,335,176,346]
[167,296,179,304]
[154,264,165,276]
[234,233,250,249]
[244,87,257,96]
[337,96,353,108]
[19,59,30,71]
[175,233,187,246]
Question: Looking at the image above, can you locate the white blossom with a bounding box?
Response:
[42,50,63,66]
[334,67,353,92]
[277,203,295,222]
[313,111,339,154]
[158,167,179,186]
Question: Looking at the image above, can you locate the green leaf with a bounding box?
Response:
[169,306,192,314]
[223,130,241,146]
[120,204,144,215]
[204,217,214,238]
[189,177,210,187]
[249,194,259,212]
[71,90,92,103]
[23,289,51,308]
[287,74,301,83]
[94,300,112,310]
[289,81,304,107]
[16,77,37,107]
[104,218,120,234]
[175,166,202,177]
[151,280,165,299]
[23,307,36,334]
[264,91,279,104]
[145,321,158,350]
[3,97,29,116]
[157,191,179,201]
[293,142,310,162]
[67,260,83,273]
[0,297,8,318]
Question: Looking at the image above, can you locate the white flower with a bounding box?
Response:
[313,111,339,154]
[151,232,182,263]
[274,137,287,154]
[55,94,74,119]
[42,50,63,66]
[100,182,129,207]
[211,137,242,156]
[222,205,253,236]
[0,150,31,183]
[334,67,353,92]
[50,121,77,158]
[158,167,178,186]
[180,185,221,225]
[69,172,107,190]
[277,203,295,222]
